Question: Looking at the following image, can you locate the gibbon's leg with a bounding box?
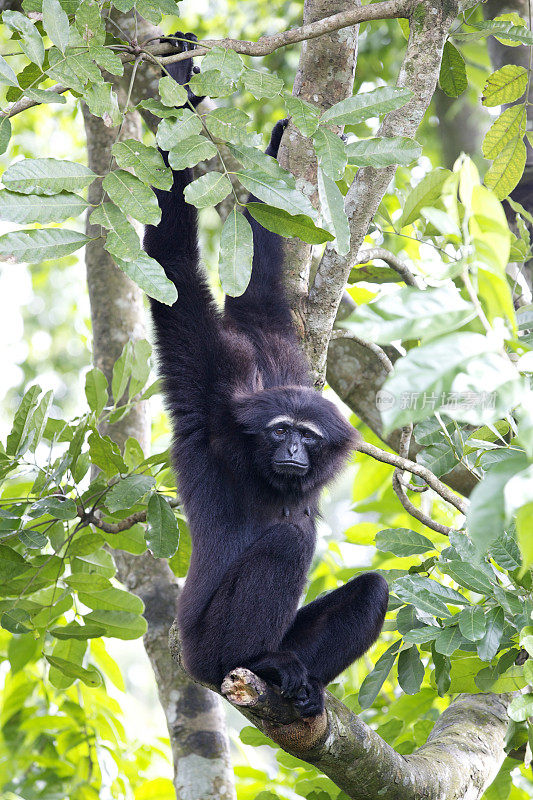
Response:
[223,120,295,338]
[143,35,221,416]
[194,524,315,700]
[281,573,389,686]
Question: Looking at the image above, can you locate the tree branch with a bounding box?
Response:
[167,637,510,800]
[152,1,414,64]
[77,496,179,534]
[354,247,421,288]
[355,437,468,515]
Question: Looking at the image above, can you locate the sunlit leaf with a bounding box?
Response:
[0,228,90,263]
[183,172,232,209]
[482,65,528,107]
[439,42,467,97]
[218,206,253,297]
[2,158,96,195]
[42,0,70,53]
[321,87,413,125]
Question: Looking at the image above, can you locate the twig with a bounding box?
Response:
[355,438,468,515]
[392,471,454,534]
[354,247,421,288]
[76,496,180,534]
[1,84,69,119]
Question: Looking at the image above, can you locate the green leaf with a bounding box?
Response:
[1,608,30,633]
[242,69,283,99]
[90,202,140,260]
[6,384,41,455]
[114,253,178,305]
[285,96,320,136]
[158,75,187,107]
[228,143,296,184]
[393,575,458,618]
[75,0,105,44]
[189,68,235,98]
[0,54,19,88]
[19,528,48,549]
[87,42,122,75]
[0,116,11,155]
[138,97,180,118]
[477,607,504,661]
[204,107,253,145]
[490,532,522,571]
[203,46,244,79]
[375,528,434,557]
[321,87,413,125]
[467,454,528,554]
[508,694,533,722]
[42,0,70,53]
[78,586,144,614]
[349,264,403,284]
[484,137,527,200]
[46,45,102,91]
[317,168,350,255]
[434,626,466,656]
[397,646,424,694]
[84,367,108,415]
[112,140,172,191]
[358,640,401,708]
[45,655,101,686]
[246,203,333,244]
[235,169,317,219]
[3,11,45,67]
[156,110,203,148]
[85,83,121,127]
[145,494,180,558]
[0,190,88,224]
[313,127,347,180]
[50,621,106,639]
[184,172,233,209]
[482,105,526,160]
[439,42,467,97]
[2,158,96,195]
[84,609,147,639]
[381,332,522,432]
[102,170,161,225]
[482,65,528,107]
[438,562,494,594]
[168,136,218,170]
[218,206,253,297]
[341,286,474,344]
[397,169,451,228]
[87,431,127,477]
[0,228,90,264]
[458,606,486,641]
[169,520,191,577]
[29,495,77,519]
[106,475,155,513]
[346,137,421,168]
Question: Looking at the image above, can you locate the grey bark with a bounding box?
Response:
[83,86,236,800]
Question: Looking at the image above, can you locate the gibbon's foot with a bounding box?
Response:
[245,651,310,700]
[294,676,325,718]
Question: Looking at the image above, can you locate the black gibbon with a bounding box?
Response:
[143,34,388,716]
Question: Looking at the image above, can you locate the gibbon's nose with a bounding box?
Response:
[287,440,299,456]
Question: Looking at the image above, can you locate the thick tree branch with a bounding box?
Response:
[167,637,510,800]
[153,1,414,64]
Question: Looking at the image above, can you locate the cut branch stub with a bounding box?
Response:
[221,667,329,752]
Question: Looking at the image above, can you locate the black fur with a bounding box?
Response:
[143,36,389,716]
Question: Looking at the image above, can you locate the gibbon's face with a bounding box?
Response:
[266,416,323,477]
[232,386,357,493]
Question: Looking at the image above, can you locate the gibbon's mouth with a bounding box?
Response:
[273,460,309,476]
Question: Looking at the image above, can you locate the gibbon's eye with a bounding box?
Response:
[274,427,286,436]
[301,429,315,442]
